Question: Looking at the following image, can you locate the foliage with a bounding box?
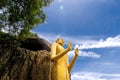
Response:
[0,0,52,39]
[0,0,7,8]
[0,32,21,48]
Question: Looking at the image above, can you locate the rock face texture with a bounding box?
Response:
[0,36,52,80]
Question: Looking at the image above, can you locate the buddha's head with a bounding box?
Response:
[56,38,64,46]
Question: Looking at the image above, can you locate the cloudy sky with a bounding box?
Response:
[33,0,120,80]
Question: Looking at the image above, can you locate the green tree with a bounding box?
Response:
[0,0,52,38]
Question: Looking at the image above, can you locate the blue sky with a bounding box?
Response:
[33,0,120,80]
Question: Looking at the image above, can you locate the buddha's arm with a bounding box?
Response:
[68,55,78,72]
[51,42,72,62]
[68,48,79,72]
[51,47,70,62]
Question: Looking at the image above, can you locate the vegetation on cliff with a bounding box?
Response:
[0,0,53,80]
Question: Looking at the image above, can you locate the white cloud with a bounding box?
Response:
[75,35,120,49]
[35,32,120,58]
[68,50,101,58]
[35,32,95,44]
[31,32,58,43]
[71,72,120,80]
[35,32,75,43]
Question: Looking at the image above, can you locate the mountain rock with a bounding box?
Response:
[0,36,53,80]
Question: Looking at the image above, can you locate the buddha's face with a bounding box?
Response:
[56,38,64,46]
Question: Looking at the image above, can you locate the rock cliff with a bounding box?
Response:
[0,34,52,80]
